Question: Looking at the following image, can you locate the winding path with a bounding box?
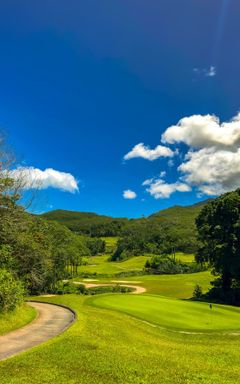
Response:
[0,302,75,361]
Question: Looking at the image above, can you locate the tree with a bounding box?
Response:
[0,269,25,312]
[196,189,240,290]
[193,284,202,300]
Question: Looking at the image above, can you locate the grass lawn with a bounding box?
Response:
[77,254,151,275]
[100,236,118,252]
[0,303,37,336]
[123,271,212,298]
[89,294,240,332]
[175,251,195,263]
[1,294,240,384]
[77,270,212,298]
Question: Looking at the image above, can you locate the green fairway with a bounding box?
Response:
[89,294,240,332]
[125,271,212,297]
[1,295,240,384]
[0,304,37,336]
[100,237,118,252]
[89,270,212,298]
[175,252,195,263]
[77,254,151,275]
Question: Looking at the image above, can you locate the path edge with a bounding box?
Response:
[26,299,77,332]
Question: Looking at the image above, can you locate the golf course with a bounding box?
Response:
[0,267,240,384]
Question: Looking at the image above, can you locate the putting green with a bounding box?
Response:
[89,294,240,332]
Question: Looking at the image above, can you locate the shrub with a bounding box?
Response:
[0,269,25,313]
[193,284,203,300]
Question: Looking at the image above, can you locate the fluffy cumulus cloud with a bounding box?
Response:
[145,179,191,199]
[162,114,240,149]
[8,167,79,193]
[161,113,240,196]
[125,113,240,199]
[124,143,174,161]
[123,189,137,199]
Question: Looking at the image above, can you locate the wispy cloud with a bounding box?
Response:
[193,65,216,78]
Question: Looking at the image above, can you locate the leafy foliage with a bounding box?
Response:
[196,189,240,290]
[145,256,204,275]
[41,210,128,236]
[0,269,24,313]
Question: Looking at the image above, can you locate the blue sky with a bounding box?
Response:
[0,0,239,218]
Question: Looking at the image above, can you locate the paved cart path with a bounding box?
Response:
[0,302,75,361]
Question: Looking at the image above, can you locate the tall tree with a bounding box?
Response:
[196,189,240,290]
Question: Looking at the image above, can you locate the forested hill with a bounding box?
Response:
[41,200,211,244]
[149,199,211,223]
[147,200,212,252]
[41,210,128,236]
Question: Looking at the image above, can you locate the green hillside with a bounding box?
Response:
[41,200,210,251]
[41,210,128,236]
[148,200,211,252]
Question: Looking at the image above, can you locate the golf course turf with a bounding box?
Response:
[0,304,37,336]
[89,294,240,332]
[0,272,240,383]
[1,294,240,384]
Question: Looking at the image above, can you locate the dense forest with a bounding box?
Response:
[41,200,209,255]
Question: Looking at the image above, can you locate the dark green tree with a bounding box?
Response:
[196,189,240,290]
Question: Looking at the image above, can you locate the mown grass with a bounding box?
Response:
[0,303,37,336]
[78,252,197,277]
[89,294,240,332]
[123,271,212,298]
[100,236,118,252]
[1,294,240,384]
[78,270,212,298]
[77,254,151,275]
[175,251,195,263]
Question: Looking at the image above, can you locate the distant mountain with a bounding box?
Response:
[41,210,128,236]
[41,199,211,246]
[148,199,212,252]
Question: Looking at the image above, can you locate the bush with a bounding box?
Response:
[51,281,87,295]
[145,256,205,275]
[87,285,134,295]
[0,269,25,313]
[193,284,203,300]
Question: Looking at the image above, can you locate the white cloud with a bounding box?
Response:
[8,167,79,193]
[162,114,240,149]
[206,66,216,77]
[179,147,240,195]
[123,189,137,199]
[161,112,240,196]
[124,143,174,161]
[146,179,191,199]
[137,112,240,199]
[193,66,216,77]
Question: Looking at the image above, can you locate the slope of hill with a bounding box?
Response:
[41,200,211,251]
[41,210,128,236]
[148,200,211,252]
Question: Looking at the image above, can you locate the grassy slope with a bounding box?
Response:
[78,251,195,277]
[0,304,37,336]
[123,271,212,298]
[90,294,240,332]
[1,295,240,384]
[100,236,118,252]
[78,254,151,275]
